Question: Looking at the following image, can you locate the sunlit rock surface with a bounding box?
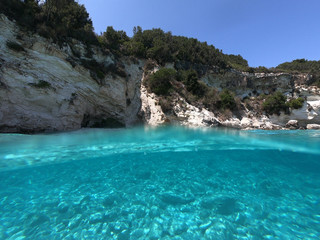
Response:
[1,14,320,132]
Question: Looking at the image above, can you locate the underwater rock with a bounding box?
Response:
[169,222,188,236]
[260,180,282,197]
[135,206,146,219]
[148,222,163,239]
[160,192,195,205]
[29,214,50,227]
[200,198,216,209]
[130,228,145,239]
[135,170,152,180]
[199,221,212,231]
[109,221,129,234]
[199,209,211,219]
[57,202,69,214]
[79,195,91,205]
[149,206,160,218]
[216,197,237,215]
[103,210,118,222]
[117,229,130,240]
[89,212,103,224]
[102,195,117,207]
[68,214,82,229]
[235,212,246,225]
[200,197,237,215]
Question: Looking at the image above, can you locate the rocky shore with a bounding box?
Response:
[1,14,320,133]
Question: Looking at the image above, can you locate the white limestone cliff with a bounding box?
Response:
[1,14,320,132]
[0,14,144,132]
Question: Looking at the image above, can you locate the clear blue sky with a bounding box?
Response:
[79,0,320,68]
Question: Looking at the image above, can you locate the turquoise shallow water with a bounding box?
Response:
[0,127,320,239]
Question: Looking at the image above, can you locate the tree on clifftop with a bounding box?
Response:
[38,0,96,43]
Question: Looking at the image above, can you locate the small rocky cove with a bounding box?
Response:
[1,14,320,133]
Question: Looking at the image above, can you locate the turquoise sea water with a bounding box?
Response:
[0,126,320,239]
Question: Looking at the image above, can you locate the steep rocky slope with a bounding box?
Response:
[0,15,144,133]
[141,65,320,129]
[1,14,320,132]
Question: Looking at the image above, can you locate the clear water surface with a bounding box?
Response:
[0,126,319,239]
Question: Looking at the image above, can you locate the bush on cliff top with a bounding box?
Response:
[1,0,97,45]
[276,59,320,73]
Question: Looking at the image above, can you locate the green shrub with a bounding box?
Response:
[203,88,219,110]
[147,68,176,95]
[218,89,236,110]
[123,41,146,58]
[80,59,106,81]
[276,59,320,73]
[255,66,271,73]
[6,41,25,52]
[262,91,288,115]
[144,59,156,71]
[177,69,206,96]
[286,97,305,109]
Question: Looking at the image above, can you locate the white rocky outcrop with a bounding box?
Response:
[285,120,299,129]
[0,14,143,132]
[1,14,320,132]
[171,96,220,127]
[269,100,320,128]
[307,124,320,130]
[140,83,166,126]
[222,116,282,130]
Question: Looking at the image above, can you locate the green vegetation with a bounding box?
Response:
[98,26,129,54]
[146,67,238,114]
[224,54,249,72]
[276,59,320,73]
[275,59,320,87]
[287,97,305,109]
[218,89,237,110]
[81,59,106,82]
[262,91,288,115]
[6,41,25,52]
[2,0,319,79]
[94,26,259,73]
[1,0,97,45]
[122,27,228,69]
[177,69,206,96]
[263,92,305,115]
[146,68,176,95]
[3,0,290,76]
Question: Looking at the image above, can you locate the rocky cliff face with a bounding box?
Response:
[200,70,320,129]
[1,14,320,132]
[202,70,308,98]
[0,15,144,133]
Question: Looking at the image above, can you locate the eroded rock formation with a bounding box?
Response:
[1,14,320,132]
[0,14,143,133]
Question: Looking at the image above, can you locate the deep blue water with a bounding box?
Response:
[0,127,319,239]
